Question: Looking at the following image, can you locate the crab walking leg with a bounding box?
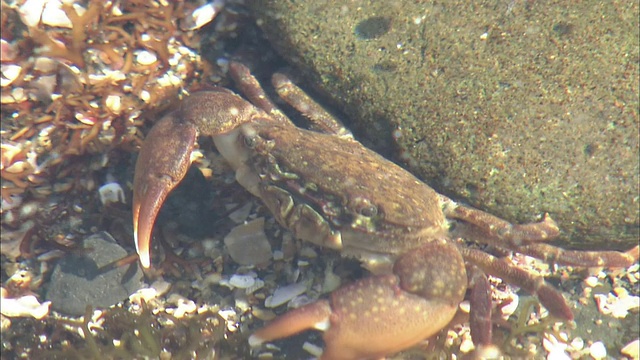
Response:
[272,72,353,139]
[439,194,560,245]
[459,247,574,321]
[467,266,493,346]
[228,61,292,125]
[514,243,640,267]
[250,239,467,359]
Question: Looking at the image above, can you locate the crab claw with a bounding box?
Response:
[249,240,467,359]
[133,112,197,268]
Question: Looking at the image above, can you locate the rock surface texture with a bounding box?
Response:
[46,232,144,316]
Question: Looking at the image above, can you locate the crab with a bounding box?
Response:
[132,61,639,359]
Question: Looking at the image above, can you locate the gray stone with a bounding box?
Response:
[247,0,639,248]
[45,232,145,316]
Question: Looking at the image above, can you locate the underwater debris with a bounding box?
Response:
[1,300,226,359]
[1,0,214,204]
[0,289,51,320]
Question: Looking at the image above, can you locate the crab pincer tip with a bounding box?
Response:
[134,228,151,268]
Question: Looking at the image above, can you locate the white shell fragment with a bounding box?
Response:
[98,182,125,206]
[181,0,224,31]
[589,341,607,359]
[167,293,197,318]
[19,0,86,28]
[41,1,73,28]
[105,95,122,115]
[593,288,640,319]
[129,287,158,305]
[18,0,47,27]
[264,282,307,308]
[621,339,639,359]
[302,342,323,358]
[229,273,256,289]
[0,293,51,320]
[224,217,272,266]
[542,333,569,360]
[1,64,22,87]
[135,50,157,66]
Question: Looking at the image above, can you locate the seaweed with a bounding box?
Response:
[2,301,226,359]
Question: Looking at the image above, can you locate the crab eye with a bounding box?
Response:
[353,197,378,217]
[359,204,378,217]
[243,134,256,148]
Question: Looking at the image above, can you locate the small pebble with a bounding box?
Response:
[302,342,323,358]
[589,341,606,359]
[228,202,252,223]
[151,279,171,296]
[135,50,157,66]
[229,274,256,289]
[129,288,157,305]
[459,338,475,353]
[105,94,122,114]
[251,307,276,321]
[570,337,584,351]
[584,276,599,287]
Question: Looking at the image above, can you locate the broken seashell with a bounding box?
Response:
[167,293,197,318]
[621,339,639,359]
[1,64,22,87]
[99,182,125,206]
[224,218,272,266]
[129,287,158,305]
[0,292,51,320]
[18,0,47,28]
[229,273,256,289]
[181,0,224,31]
[264,282,307,308]
[589,341,607,359]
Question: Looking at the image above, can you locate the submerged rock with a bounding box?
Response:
[247,0,639,249]
[45,232,144,316]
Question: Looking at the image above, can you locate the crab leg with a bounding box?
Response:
[459,247,574,321]
[228,61,292,125]
[271,71,353,139]
[468,266,493,346]
[514,243,640,267]
[439,195,560,245]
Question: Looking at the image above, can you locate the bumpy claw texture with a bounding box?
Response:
[250,239,467,360]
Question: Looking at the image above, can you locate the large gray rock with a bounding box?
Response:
[248,0,639,249]
[46,232,145,316]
